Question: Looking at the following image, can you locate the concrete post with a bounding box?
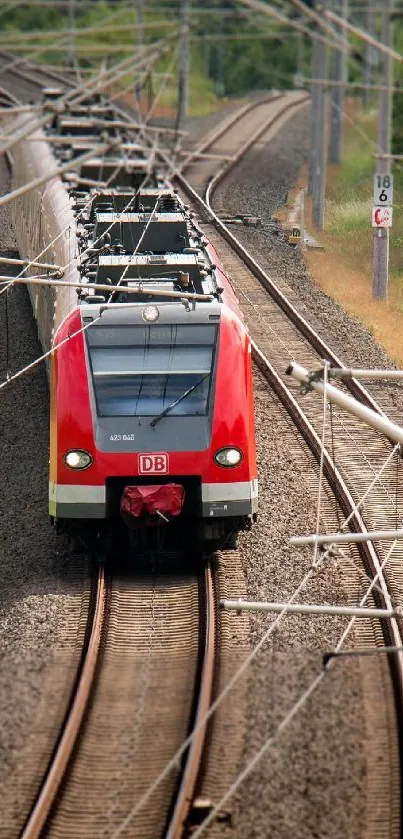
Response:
[373,0,393,300]
[176,0,190,130]
[311,37,327,229]
[329,0,347,164]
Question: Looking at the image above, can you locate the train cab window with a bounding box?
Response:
[86,324,217,418]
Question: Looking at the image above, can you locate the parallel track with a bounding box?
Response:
[3,54,403,833]
[175,92,403,765]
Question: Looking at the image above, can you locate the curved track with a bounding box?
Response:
[2,54,403,836]
[174,92,403,821]
[0,60,220,839]
[21,567,106,839]
[19,559,216,839]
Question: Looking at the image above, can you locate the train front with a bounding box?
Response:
[49,193,257,547]
[50,294,257,545]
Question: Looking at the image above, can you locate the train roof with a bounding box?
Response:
[92,212,190,252]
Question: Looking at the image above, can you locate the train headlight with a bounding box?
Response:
[214,447,243,468]
[64,449,93,470]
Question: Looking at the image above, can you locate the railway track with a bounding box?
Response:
[2,54,402,836]
[20,556,216,839]
[0,52,67,104]
[0,58,248,839]
[174,91,403,827]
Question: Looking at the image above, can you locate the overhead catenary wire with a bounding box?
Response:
[0,24,174,131]
[0,19,176,45]
[323,4,403,63]
[238,0,351,52]
[0,136,122,208]
[0,42,181,302]
[0,276,214,301]
[109,439,399,838]
[299,76,403,94]
[286,0,350,50]
[0,3,134,78]
[1,54,402,832]
[0,33,177,159]
[189,525,403,839]
[312,360,328,568]
[0,66,195,367]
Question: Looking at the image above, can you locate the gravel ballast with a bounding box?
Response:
[0,153,90,836]
[0,92,399,839]
[209,104,401,839]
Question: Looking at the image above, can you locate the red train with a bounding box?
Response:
[9,99,258,549]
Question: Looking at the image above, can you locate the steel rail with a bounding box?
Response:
[0,35,177,158]
[165,563,216,839]
[202,94,309,185]
[179,93,284,176]
[20,566,107,839]
[175,93,403,713]
[176,109,389,423]
[252,340,403,662]
[0,84,20,107]
[5,52,403,832]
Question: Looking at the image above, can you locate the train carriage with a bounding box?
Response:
[8,99,258,549]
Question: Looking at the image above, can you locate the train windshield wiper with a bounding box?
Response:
[149,373,209,428]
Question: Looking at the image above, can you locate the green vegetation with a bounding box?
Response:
[326,105,403,280]
[326,107,375,243]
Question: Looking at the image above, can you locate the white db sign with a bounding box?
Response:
[139,453,169,474]
[372,206,393,228]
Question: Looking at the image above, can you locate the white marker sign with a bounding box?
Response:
[373,173,393,206]
[372,206,393,228]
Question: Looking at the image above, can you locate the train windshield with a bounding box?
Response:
[86,323,217,418]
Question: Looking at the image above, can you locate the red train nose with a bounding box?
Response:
[120,484,185,528]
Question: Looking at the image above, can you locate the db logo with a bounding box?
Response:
[138,453,169,474]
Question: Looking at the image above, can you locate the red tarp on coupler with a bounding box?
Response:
[120,484,185,528]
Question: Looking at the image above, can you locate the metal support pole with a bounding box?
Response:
[300,188,305,243]
[373,0,393,300]
[203,31,210,79]
[176,0,190,131]
[308,32,320,194]
[313,366,403,381]
[287,361,403,446]
[220,600,398,619]
[3,276,214,303]
[311,34,327,228]
[135,0,144,104]
[296,29,303,80]
[329,0,347,164]
[216,30,225,96]
[67,0,75,68]
[291,528,403,547]
[363,0,375,108]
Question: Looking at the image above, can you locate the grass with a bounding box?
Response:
[324,103,375,267]
[324,102,403,279]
